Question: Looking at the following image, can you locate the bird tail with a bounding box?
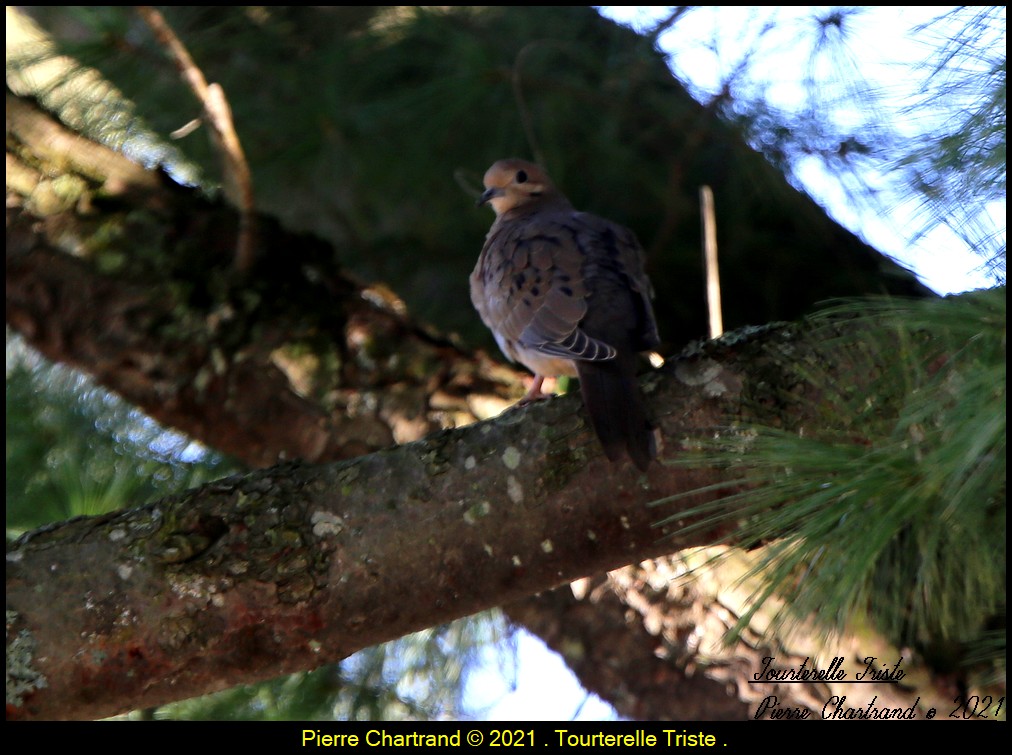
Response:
[576,356,656,472]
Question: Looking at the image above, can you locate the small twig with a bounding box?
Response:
[700,185,723,338]
[511,41,548,168]
[510,39,581,169]
[647,6,691,43]
[137,6,256,272]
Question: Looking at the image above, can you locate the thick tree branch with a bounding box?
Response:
[8,318,839,720]
[504,579,754,720]
[6,90,520,466]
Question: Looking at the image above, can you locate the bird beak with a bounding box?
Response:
[477,187,504,207]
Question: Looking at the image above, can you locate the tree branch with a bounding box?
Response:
[136,6,257,271]
[6,90,519,466]
[8,315,841,720]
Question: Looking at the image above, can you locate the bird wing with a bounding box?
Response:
[470,208,659,366]
[568,210,661,355]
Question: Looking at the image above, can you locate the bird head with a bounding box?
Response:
[478,159,563,216]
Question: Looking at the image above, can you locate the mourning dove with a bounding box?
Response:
[470,158,660,471]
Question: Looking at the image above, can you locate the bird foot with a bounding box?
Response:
[517,390,553,407]
[517,376,554,406]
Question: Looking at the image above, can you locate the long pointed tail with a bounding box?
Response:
[576,356,656,472]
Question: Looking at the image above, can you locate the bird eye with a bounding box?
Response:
[515,170,528,184]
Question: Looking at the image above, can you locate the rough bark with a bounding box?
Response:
[9,316,808,720]
[7,90,521,467]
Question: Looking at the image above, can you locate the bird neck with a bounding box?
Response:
[500,194,573,221]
